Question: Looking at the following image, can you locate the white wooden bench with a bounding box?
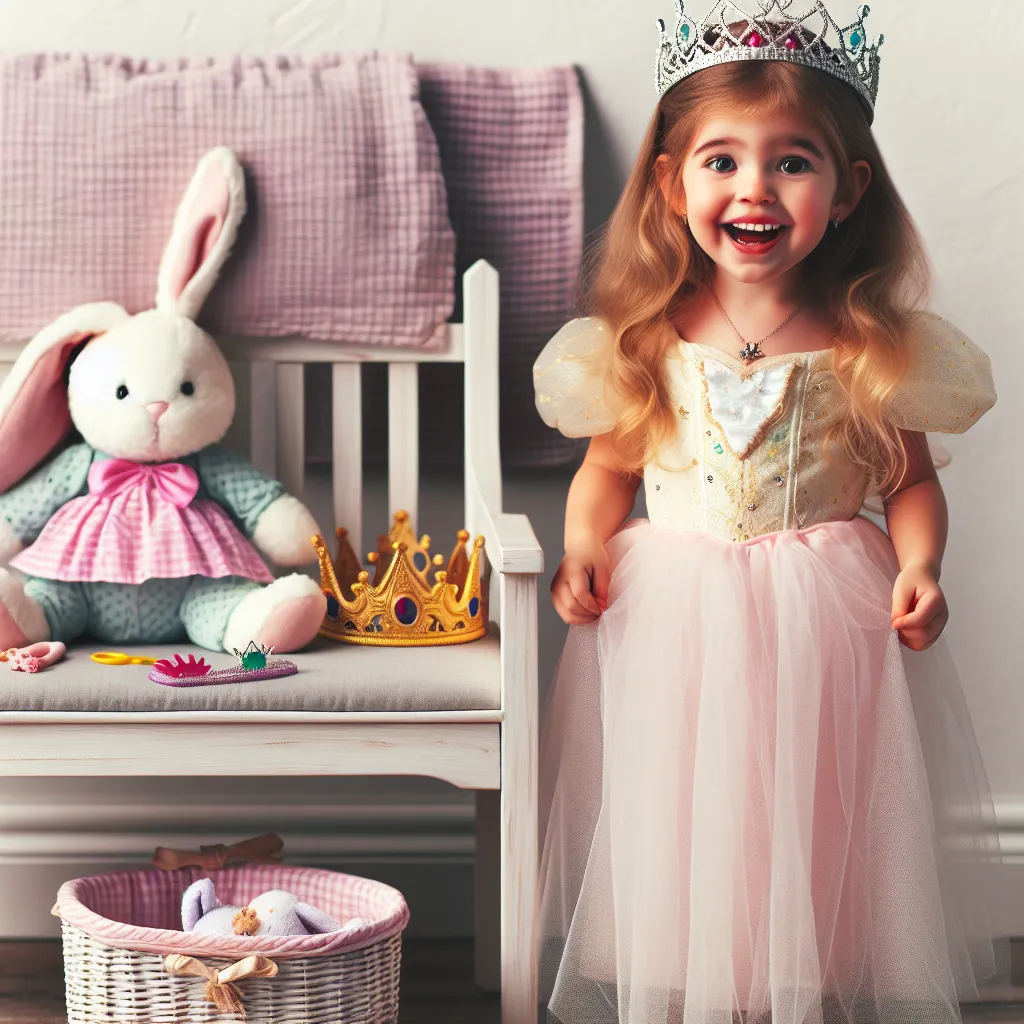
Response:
[0,260,542,1024]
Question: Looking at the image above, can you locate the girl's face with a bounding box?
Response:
[668,111,868,287]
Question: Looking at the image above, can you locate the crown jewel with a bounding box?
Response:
[656,0,883,120]
[314,511,487,646]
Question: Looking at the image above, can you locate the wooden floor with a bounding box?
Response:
[0,938,500,1023]
[6,936,1024,1023]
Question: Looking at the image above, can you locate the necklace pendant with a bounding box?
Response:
[739,341,764,365]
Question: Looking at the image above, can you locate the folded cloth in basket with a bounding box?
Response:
[0,52,455,348]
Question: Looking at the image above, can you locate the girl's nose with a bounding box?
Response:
[737,169,776,205]
[146,401,170,422]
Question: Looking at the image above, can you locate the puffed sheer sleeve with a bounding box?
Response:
[889,313,997,433]
[533,317,618,438]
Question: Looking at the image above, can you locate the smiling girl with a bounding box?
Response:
[534,4,1002,1024]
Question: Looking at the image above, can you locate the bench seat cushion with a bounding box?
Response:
[0,632,501,713]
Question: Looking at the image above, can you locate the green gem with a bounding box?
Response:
[714,443,724,454]
[242,650,266,670]
[680,23,690,40]
[850,30,862,46]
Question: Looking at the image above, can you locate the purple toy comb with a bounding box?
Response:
[149,658,298,688]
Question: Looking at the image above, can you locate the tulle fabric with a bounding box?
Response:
[539,517,1005,1024]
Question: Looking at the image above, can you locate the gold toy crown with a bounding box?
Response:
[313,511,487,646]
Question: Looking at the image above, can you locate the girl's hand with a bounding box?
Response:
[551,535,612,626]
[891,563,949,652]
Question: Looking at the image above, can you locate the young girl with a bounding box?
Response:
[534,4,1003,1023]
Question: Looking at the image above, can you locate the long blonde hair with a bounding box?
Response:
[589,59,930,495]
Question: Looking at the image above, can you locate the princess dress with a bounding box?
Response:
[534,315,1004,1024]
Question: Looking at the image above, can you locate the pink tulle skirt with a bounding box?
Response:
[539,517,1004,1024]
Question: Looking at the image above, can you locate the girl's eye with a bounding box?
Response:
[180,381,195,396]
[780,157,812,175]
[706,156,736,173]
[116,384,129,400]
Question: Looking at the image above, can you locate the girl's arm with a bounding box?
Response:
[553,433,642,625]
[565,434,642,549]
[883,430,949,650]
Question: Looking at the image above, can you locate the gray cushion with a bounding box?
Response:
[0,631,501,713]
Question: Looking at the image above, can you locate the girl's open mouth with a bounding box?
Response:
[723,223,788,247]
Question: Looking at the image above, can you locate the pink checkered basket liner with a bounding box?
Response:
[53,864,409,958]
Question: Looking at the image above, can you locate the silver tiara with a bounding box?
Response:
[656,0,883,121]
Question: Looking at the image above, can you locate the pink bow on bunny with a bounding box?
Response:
[88,459,200,509]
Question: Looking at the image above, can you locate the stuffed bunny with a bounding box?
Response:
[0,148,326,654]
[182,878,361,937]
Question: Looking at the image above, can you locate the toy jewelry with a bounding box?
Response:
[315,511,487,646]
[712,290,803,365]
[655,0,883,121]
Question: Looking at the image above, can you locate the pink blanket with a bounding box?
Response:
[419,63,586,468]
[0,53,455,348]
[307,63,588,469]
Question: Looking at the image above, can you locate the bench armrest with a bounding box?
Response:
[478,504,543,575]
[468,473,543,575]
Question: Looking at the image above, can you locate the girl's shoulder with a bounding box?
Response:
[533,318,618,438]
[888,313,997,434]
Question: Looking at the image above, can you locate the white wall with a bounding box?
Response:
[0,0,1021,934]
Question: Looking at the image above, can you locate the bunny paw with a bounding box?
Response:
[252,496,320,567]
[0,570,50,649]
[223,574,325,655]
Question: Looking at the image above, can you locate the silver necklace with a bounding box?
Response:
[712,291,803,365]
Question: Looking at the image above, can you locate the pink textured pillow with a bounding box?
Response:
[0,53,455,348]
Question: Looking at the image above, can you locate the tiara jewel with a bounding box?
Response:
[232,641,275,670]
[656,0,883,120]
[314,511,487,647]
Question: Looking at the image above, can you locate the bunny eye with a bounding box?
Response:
[116,385,129,400]
[180,381,195,396]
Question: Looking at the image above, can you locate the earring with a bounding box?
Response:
[832,217,842,230]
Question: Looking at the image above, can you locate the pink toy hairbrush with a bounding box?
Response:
[149,643,297,687]
[153,653,212,678]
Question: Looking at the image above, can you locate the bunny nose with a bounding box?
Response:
[146,402,170,422]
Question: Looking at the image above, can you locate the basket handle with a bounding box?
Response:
[152,833,284,871]
[164,953,278,1013]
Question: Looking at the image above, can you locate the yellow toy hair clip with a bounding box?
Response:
[90,651,159,666]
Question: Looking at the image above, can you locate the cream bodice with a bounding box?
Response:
[534,315,996,542]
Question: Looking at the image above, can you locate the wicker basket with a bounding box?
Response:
[53,863,409,1023]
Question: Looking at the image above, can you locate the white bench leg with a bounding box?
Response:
[500,575,539,1024]
[475,789,501,992]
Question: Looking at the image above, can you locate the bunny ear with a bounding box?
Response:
[181,878,220,932]
[0,302,129,495]
[155,147,246,321]
[294,901,343,934]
